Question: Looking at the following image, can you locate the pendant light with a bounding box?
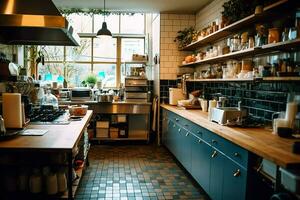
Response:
[96,0,112,38]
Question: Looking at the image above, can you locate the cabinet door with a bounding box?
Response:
[191,133,211,193]
[222,158,247,200]
[162,110,169,147]
[209,149,224,200]
[167,120,176,154]
[179,129,192,172]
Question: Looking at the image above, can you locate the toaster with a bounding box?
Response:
[210,107,246,125]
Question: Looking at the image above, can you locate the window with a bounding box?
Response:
[34,13,147,88]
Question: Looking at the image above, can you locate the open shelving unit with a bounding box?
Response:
[186,77,300,82]
[179,38,300,67]
[179,0,290,51]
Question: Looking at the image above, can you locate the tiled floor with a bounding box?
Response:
[75,144,208,200]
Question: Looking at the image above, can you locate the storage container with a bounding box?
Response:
[280,168,300,194]
[96,128,109,138]
[169,88,185,105]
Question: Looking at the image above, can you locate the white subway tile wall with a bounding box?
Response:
[160,14,195,80]
[195,0,225,30]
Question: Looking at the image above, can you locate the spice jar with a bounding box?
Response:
[248,36,254,48]
[268,28,280,43]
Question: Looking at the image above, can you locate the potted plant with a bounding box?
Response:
[85,74,97,88]
[174,27,196,48]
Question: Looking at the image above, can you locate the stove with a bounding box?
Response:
[28,108,70,125]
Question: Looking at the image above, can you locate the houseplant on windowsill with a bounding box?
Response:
[85,74,98,89]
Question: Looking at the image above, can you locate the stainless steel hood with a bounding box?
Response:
[0,0,80,46]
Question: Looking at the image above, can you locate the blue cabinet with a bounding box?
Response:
[190,133,211,193]
[162,109,249,200]
[209,148,225,200]
[222,158,247,200]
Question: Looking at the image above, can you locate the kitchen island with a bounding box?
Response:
[0,110,93,199]
[60,101,152,142]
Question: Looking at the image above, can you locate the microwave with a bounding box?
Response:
[70,88,93,101]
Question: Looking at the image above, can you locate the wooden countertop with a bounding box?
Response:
[161,105,300,168]
[0,110,93,152]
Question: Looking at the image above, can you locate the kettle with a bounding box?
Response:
[0,115,6,135]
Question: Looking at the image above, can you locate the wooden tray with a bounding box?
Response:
[178,105,201,110]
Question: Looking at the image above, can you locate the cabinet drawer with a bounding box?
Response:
[223,140,248,168]
[209,131,248,168]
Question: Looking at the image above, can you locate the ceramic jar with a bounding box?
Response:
[268,28,280,43]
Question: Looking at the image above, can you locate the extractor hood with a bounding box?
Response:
[0,0,80,46]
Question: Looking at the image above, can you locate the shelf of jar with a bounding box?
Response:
[179,38,300,67]
[179,0,290,51]
[186,77,300,82]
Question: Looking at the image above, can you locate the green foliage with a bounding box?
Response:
[59,8,135,16]
[85,74,98,84]
[174,27,196,48]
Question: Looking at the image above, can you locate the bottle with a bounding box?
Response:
[0,115,6,135]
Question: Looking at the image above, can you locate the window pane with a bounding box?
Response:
[93,64,116,87]
[67,13,92,33]
[121,38,145,61]
[66,38,92,62]
[68,63,92,87]
[38,63,63,82]
[120,14,145,34]
[94,14,120,34]
[93,38,117,62]
[42,46,64,61]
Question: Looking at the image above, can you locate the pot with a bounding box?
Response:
[97,94,113,102]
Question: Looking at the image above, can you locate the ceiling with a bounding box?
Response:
[52,0,211,14]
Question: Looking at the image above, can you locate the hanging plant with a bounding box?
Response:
[59,8,135,16]
[174,27,196,48]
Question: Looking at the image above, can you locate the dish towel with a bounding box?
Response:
[152,96,158,132]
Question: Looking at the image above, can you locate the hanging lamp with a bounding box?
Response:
[96,0,112,38]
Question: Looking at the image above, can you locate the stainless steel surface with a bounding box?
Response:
[97,94,113,102]
[125,92,147,99]
[0,0,79,46]
[59,100,152,105]
[125,77,148,86]
[70,88,93,101]
[89,103,151,114]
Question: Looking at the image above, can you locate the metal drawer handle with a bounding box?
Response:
[175,118,179,121]
[178,128,181,132]
[198,139,202,144]
[233,169,241,177]
[234,152,240,157]
[185,133,189,137]
[212,140,217,144]
[211,150,217,158]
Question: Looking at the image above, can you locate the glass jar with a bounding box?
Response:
[282,28,289,42]
[288,27,298,40]
[268,28,280,44]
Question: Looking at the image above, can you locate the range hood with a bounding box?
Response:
[0,0,80,46]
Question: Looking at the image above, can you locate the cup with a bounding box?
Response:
[255,5,263,15]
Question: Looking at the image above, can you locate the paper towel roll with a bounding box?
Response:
[208,100,217,120]
[2,93,23,128]
[285,102,298,128]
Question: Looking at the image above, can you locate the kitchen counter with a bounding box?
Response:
[0,110,93,151]
[161,104,300,168]
[59,100,152,106]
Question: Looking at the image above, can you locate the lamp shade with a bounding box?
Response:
[96,22,112,38]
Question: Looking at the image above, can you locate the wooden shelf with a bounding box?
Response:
[179,0,290,51]
[186,77,300,82]
[179,39,300,67]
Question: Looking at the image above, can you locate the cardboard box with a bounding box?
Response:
[96,121,109,129]
[96,128,109,138]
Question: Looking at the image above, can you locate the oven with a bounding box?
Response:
[70,88,93,101]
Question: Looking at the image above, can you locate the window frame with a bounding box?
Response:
[39,13,146,88]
